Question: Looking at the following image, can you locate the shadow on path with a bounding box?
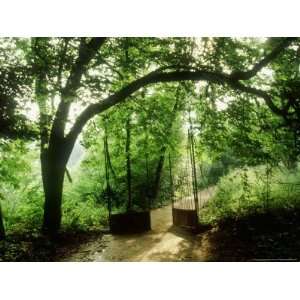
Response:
[64,188,215,262]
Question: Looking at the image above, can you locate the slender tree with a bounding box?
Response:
[0,201,5,240]
[125,114,132,211]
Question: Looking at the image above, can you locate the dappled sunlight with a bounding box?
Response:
[70,188,216,262]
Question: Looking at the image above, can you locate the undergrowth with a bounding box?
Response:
[201,164,300,225]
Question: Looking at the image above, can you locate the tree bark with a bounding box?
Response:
[36,38,107,235]
[41,140,70,235]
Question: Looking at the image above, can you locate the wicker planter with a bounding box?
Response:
[109,211,151,234]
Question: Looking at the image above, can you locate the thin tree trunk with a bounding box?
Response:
[126,116,132,211]
[65,167,73,183]
[145,131,151,209]
[103,122,117,182]
[0,201,5,240]
[151,148,166,201]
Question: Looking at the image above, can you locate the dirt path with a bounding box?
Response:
[64,188,215,262]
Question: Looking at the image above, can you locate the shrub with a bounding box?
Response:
[201,164,300,224]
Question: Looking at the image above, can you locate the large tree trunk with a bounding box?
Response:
[41,141,69,235]
[0,201,5,240]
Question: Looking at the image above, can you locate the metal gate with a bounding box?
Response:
[170,127,199,231]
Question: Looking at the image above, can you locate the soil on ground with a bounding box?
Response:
[62,187,215,262]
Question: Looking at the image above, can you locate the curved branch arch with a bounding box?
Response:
[66,38,297,153]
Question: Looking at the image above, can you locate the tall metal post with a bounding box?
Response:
[168,152,175,208]
[103,117,112,217]
[189,127,199,214]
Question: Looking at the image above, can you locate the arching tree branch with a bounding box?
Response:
[65,72,265,149]
[65,38,295,152]
[230,37,297,80]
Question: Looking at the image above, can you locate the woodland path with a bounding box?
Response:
[63,187,215,262]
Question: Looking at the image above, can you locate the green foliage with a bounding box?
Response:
[0,139,30,187]
[81,85,185,212]
[0,140,43,233]
[0,140,109,234]
[1,37,300,239]
[0,38,36,139]
[201,165,300,224]
[61,166,110,230]
[62,193,108,231]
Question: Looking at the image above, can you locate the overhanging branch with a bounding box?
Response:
[65,70,263,146]
[66,38,295,148]
[230,37,297,80]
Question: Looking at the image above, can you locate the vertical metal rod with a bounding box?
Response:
[103,117,112,217]
[266,158,270,210]
[168,152,175,208]
[189,127,199,214]
[145,129,151,210]
[187,140,192,209]
[188,131,195,208]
